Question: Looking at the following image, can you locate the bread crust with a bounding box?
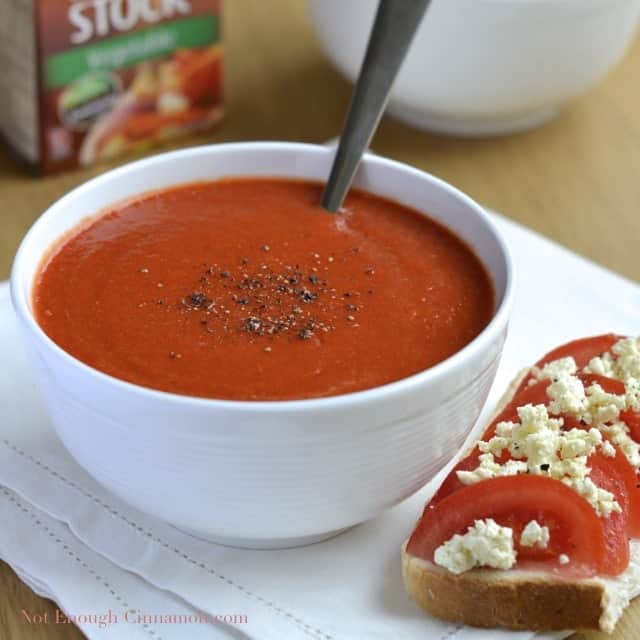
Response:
[402,549,604,631]
[401,366,612,632]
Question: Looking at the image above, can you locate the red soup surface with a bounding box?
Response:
[34,179,494,401]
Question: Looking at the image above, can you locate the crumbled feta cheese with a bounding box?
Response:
[564,476,621,518]
[585,337,640,386]
[547,374,587,416]
[601,421,640,468]
[478,435,510,456]
[433,519,516,574]
[552,455,590,481]
[457,453,527,485]
[543,374,624,427]
[532,351,640,469]
[626,378,640,412]
[560,427,603,458]
[613,337,640,380]
[558,553,570,565]
[460,404,621,517]
[585,352,616,378]
[583,384,626,426]
[508,405,564,465]
[534,353,629,422]
[532,357,578,382]
[520,520,550,548]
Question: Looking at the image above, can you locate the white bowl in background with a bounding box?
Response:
[307,0,640,135]
[11,143,513,548]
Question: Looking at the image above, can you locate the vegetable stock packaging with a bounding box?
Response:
[0,0,223,174]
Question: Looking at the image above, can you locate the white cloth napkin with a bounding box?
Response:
[2,212,639,640]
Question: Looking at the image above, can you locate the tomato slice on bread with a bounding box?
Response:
[428,450,482,507]
[622,410,640,445]
[407,475,609,578]
[516,334,622,393]
[535,333,622,370]
[418,335,640,581]
[428,420,640,543]
[585,452,631,574]
[426,450,634,574]
[590,447,640,535]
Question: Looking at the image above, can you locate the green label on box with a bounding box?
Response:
[46,15,218,89]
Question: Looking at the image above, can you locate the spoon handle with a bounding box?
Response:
[321,0,431,212]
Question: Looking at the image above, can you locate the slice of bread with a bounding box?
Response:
[401,367,640,633]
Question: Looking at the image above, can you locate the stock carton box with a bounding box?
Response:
[0,0,223,174]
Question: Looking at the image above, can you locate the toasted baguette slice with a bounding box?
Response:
[401,368,640,633]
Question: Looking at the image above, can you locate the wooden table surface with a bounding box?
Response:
[2,1,640,638]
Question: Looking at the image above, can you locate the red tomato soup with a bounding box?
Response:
[33,179,494,401]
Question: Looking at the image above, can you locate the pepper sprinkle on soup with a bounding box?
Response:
[34,179,494,400]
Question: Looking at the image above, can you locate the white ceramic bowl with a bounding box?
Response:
[11,143,513,548]
[307,0,640,135]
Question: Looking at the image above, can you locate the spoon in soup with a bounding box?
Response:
[321,0,432,213]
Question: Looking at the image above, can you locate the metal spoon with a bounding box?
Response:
[321,0,432,212]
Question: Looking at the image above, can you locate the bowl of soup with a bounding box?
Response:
[11,143,513,548]
[307,0,640,135]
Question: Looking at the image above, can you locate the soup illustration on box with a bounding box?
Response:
[0,0,222,175]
